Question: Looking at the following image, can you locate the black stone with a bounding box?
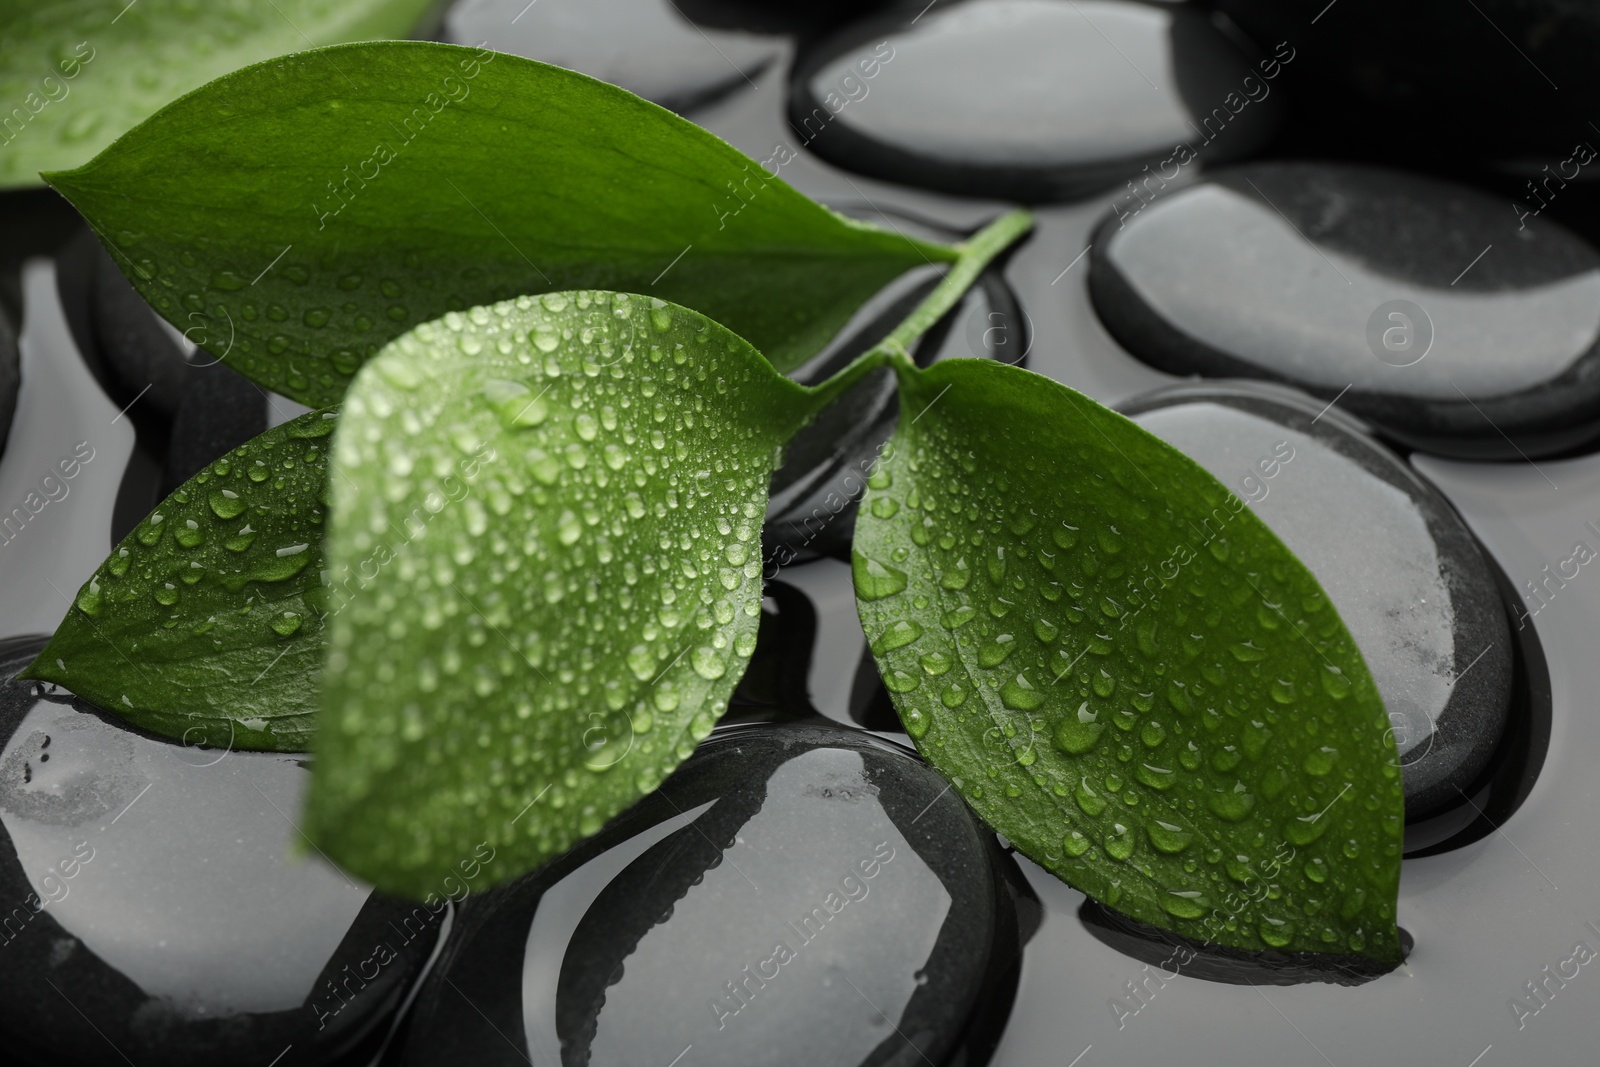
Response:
[0,637,445,1067]
[1119,381,1515,819]
[161,364,268,495]
[444,0,780,115]
[1091,162,1600,459]
[1079,899,1414,988]
[395,721,1033,1067]
[673,0,896,36]
[788,0,1285,202]
[724,582,824,724]
[1215,0,1600,160]
[58,230,268,506]
[764,209,1025,566]
[0,304,17,463]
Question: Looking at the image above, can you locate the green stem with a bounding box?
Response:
[877,208,1034,368]
[801,345,893,416]
[798,207,1034,416]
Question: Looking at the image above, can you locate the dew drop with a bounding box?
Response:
[852,551,908,601]
[939,556,971,590]
[691,646,726,680]
[871,620,924,654]
[208,489,245,519]
[977,634,1017,668]
[1206,783,1256,822]
[903,706,931,739]
[1162,890,1209,919]
[1146,818,1194,854]
[1074,775,1107,816]
[1054,701,1106,754]
[999,673,1043,711]
[1134,762,1176,791]
[1104,823,1135,861]
[75,578,103,616]
[1259,917,1294,948]
[940,605,976,630]
[884,669,921,693]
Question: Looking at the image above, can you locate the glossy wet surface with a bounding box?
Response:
[398,722,1030,1067]
[0,638,444,1067]
[1091,163,1600,458]
[791,0,1284,201]
[2,0,1599,1062]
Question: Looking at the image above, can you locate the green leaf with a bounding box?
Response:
[306,291,850,897]
[853,358,1405,965]
[20,408,339,752]
[45,41,954,407]
[0,0,435,190]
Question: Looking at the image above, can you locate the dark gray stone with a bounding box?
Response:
[397,721,1032,1067]
[444,0,779,115]
[1092,162,1600,459]
[0,305,16,463]
[673,0,895,35]
[788,0,1286,202]
[161,366,268,496]
[1216,0,1600,159]
[63,231,268,499]
[0,637,444,1067]
[1120,381,1515,819]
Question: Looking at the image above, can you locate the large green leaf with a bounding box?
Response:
[306,291,851,896]
[0,0,435,190]
[44,40,953,406]
[20,408,338,752]
[854,358,1404,965]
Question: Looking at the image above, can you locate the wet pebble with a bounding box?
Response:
[0,637,445,1067]
[1091,162,1600,459]
[0,305,16,461]
[789,0,1286,202]
[63,231,267,497]
[1216,0,1600,158]
[1121,382,1515,818]
[396,721,1031,1066]
[161,363,268,494]
[445,0,779,114]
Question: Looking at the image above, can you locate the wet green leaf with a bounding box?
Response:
[854,358,1405,966]
[45,40,953,406]
[0,0,435,189]
[20,408,339,752]
[306,291,848,896]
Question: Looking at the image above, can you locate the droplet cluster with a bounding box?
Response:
[312,291,808,896]
[854,367,1405,961]
[45,408,337,749]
